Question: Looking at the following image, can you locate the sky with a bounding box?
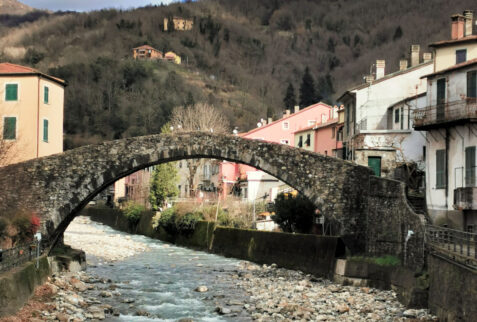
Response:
[21,0,178,12]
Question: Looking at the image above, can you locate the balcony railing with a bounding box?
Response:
[413,98,477,128]
[454,166,477,189]
[426,225,477,269]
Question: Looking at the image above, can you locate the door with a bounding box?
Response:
[436,78,446,121]
[368,156,382,177]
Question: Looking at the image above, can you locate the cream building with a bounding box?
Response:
[0,63,65,165]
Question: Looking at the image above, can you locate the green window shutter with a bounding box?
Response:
[5,84,18,101]
[467,71,477,98]
[44,86,49,103]
[3,117,16,140]
[465,146,476,187]
[368,157,381,177]
[43,119,48,142]
[436,149,446,189]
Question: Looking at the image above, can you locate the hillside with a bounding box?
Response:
[0,0,33,15]
[0,0,475,148]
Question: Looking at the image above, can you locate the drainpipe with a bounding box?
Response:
[445,128,449,209]
[36,77,41,158]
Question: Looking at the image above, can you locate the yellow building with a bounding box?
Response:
[0,63,65,165]
[164,17,193,31]
[164,51,181,65]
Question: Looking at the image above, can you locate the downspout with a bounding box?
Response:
[36,76,40,158]
[445,128,449,209]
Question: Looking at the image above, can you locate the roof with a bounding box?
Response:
[429,35,477,48]
[165,51,177,58]
[242,102,332,137]
[337,61,433,102]
[421,58,477,79]
[387,92,426,110]
[293,118,338,134]
[0,62,66,86]
[133,45,160,51]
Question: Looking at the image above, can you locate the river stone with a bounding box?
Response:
[215,307,231,315]
[195,286,208,292]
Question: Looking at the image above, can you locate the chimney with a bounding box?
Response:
[423,52,432,63]
[294,105,300,113]
[365,75,374,85]
[375,60,385,79]
[283,110,291,118]
[399,59,408,71]
[261,118,267,125]
[268,117,273,124]
[410,45,420,66]
[451,14,465,39]
[464,10,474,36]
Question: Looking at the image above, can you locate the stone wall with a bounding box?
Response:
[428,254,477,321]
[367,177,426,270]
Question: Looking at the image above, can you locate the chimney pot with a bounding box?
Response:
[464,10,474,36]
[423,52,432,63]
[283,109,291,118]
[399,59,408,71]
[410,45,420,66]
[294,105,300,113]
[376,60,385,79]
[268,117,273,124]
[365,75,374,85]
[451,14,465,39]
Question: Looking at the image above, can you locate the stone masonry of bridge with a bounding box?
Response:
[0,132,426,269]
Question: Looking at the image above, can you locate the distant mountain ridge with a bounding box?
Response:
[0,0,33,15]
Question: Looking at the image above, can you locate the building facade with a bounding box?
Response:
[164,17,193,31]
[0,63,65,165]
[132,45,163,60]
[339,49,432,178]
[413,10,477,230]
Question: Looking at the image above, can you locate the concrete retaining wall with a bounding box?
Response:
[428,254,477,321]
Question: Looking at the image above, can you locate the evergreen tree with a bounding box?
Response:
[299,67,317,108]
[149,163,179,211]
[283,83,296,110]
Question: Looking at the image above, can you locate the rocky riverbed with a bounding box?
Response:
[2,216,437,321]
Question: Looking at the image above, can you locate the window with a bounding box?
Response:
[456,49,467,64]
[282,121,289,130]
[325,151,328,156]
[467,225,474,233]
[5,84,18,101]
[178,185,181,191]
[423,146,426,161]
[436,149,446,189]
[305,134,311,147]
[3,117,16,140]
[331,127,335,138]
[467,70,477,98]
[280,139,289,145]
[298,135,303,148]
[43,119,49,142]
[465,146,476,187]
[44,86,49,104]
[394,108,400,123]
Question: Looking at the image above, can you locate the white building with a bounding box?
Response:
[339,47,433,178]
[413,10,477,230]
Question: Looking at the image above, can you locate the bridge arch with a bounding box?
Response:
[0,132,373,253]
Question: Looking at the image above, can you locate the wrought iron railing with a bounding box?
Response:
[454,166,477,188]
[426,225,477,269]
[0,242,45,273]
[413,98,477,128]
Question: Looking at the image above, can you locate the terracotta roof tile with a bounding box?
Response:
[421,58,477,79]
[0,62,66,85]
[429,35,477,47]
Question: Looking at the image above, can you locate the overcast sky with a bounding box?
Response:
[22,0,178,12]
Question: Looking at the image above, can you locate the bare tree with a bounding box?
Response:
[170,103,230,197]
[0,139,16,167]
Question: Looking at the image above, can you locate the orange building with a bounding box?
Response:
[0,63,65,165]
[132,45,163,60]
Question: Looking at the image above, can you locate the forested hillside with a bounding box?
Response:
[0,0,475,148]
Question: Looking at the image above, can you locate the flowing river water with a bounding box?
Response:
[64,217,251,321]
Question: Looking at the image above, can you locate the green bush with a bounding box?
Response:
[175,211,204,233]
[158,207,177,234]
[123,203,146,225]
[272,192,315,233]
[0,217,9,235]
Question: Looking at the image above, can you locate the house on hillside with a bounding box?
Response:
[293,105,343,157]
[338,46,433,178]
[219,103,333,202]
[132,45,163,60]
[164,17,193,31]
[0,63,65,166]
[164,51,181,65]
[413,10,477,231]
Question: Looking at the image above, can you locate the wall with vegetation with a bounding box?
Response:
[0,256,50,316]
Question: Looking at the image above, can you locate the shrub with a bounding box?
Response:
[158,207,177,234]
[272,192,315,233]
[123,203,145,225]
[175,211,204,233]
[11,213,34,242]
[0,217,8,235]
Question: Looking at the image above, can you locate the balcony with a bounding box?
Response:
[413,98,477,130]
[454,166,477,210]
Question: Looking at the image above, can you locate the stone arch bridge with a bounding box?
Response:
[0,132,426,268]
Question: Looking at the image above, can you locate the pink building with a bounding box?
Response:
[219,103,333,200]
[293,116,344,156]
